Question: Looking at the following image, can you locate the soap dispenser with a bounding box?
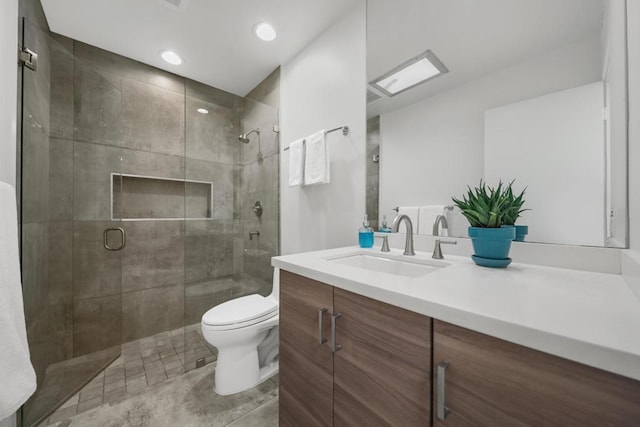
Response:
[379,215,392,233]
[359,214,374,248]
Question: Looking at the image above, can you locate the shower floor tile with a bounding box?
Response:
[39,324,217,426]
[46,364,278,427]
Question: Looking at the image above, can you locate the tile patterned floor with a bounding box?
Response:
[45,363,278,427]
[40,324,217,426]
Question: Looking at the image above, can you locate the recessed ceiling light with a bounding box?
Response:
[254,22,277,41]
[369,50,448,97]
[197,108,209,114]
[161,50,182,65]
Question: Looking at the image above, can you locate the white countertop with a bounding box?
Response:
[272,246,640,381]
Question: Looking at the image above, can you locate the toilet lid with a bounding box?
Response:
[202,294,278,328]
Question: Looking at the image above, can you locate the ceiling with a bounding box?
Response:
[40,0,603,110]
[367,0,603,117]
[41,0,358,96]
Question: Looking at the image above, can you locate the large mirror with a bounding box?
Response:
[366,0,628,247]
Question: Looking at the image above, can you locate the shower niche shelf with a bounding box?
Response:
[111,173,213,221]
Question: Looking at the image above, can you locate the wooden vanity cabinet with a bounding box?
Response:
[333,287,431,426]
[433,320,640,426]
[279,271,432,426]
[279,271,334,426]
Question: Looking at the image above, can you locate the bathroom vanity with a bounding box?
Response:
[279,271,431,426]
[273,247,640,426]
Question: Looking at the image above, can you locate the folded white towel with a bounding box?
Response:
[287,138,305,187]
[417,205,446,236]
[0,182,36,419]
[397,207,420,234]
[445,207,469,238]
[304,129,330,185]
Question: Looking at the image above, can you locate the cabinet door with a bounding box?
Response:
[279,271,334,427]
[333,288,432,426]
[433,320,640,426]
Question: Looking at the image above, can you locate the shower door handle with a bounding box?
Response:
[103,227,126,251]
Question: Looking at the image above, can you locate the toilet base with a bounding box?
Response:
[214,350,279,396]
[259,360,279,383]
[211,324,279,395]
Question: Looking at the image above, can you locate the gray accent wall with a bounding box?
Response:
[19,7,279,423]
[366,116,380,230]
[240,68,280,294]
[68,39,192,347]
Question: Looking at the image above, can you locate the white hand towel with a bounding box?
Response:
[287,138,305,187]
[397,207,420,234]
[417,205,446,236]
[445,207,469,238]
[304,129,330,185]
[0,182,36,419]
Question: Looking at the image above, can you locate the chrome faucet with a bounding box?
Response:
[391,214,415,255]
[432,214,448,236]
[375,235,391,252]
[432,239,457,259]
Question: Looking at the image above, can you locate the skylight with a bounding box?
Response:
[369,50,448,97]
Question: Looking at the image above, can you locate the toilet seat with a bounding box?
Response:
[202,294,278,331]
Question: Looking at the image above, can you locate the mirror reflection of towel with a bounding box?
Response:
[418,205,445,236]
[446,207,469,238]
[397,207,420,233]
[304,130,330,185]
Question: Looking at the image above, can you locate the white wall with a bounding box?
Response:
[280,2,366,255]
[379,35,601,222]
[485,82,605,246]
[603,0,629,247]
[0,0,18,187]
[629,0,640,251]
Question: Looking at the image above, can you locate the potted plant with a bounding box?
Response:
[452,180,516,268]
[501,183,528,242]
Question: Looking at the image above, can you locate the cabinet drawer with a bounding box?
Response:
[279,271,334,427]
[333,288,431,426]
[433,320,640,426]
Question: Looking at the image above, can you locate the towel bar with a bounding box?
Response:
[283,125,349,151]
[393,205,454,212]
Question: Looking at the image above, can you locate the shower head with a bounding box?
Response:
[238,128,260,143]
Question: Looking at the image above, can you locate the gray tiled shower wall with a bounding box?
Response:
[366,116,380,230]
[20,6,279,423]
[48,36,248,349]
[57,37,279,344]
[20,14,56,392]
[239,68,281,292]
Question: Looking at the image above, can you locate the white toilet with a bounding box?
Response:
[201,269,280,395]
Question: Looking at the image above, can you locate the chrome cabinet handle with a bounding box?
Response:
[318,308,328,344]
[103,227,126,251]
[331,313,342,352]
[437,361,450,420]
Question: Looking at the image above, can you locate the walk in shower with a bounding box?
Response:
[18,11,280,426]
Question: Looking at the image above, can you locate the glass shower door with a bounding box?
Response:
[182,83,280,373]
[20,19,123,426]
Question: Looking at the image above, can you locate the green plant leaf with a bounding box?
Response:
[452,179,527,228]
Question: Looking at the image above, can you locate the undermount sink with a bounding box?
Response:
[327,252,447,278]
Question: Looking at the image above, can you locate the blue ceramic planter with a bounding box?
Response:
[468,226,515,262]
[514,225,528,242]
